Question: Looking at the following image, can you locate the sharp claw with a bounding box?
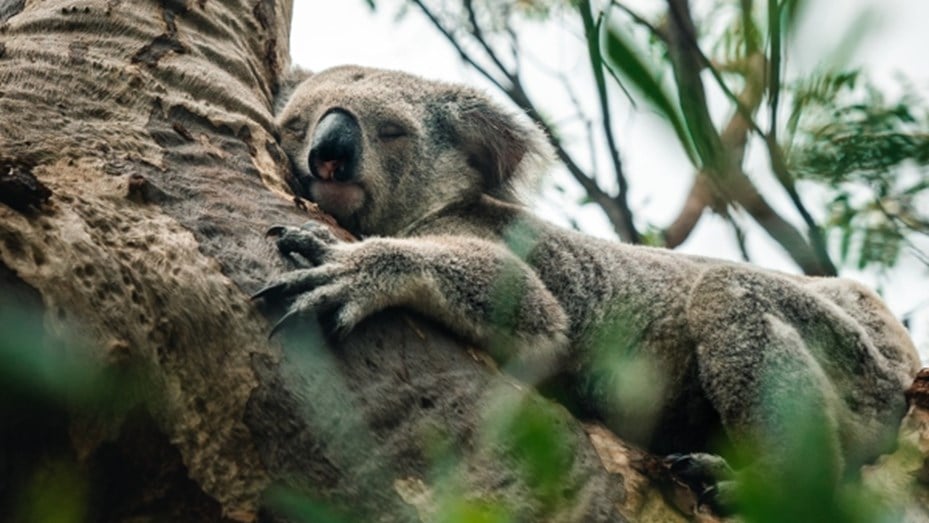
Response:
[699,485,718,504]
[266,225,288,238]
[250,283,283,302]
[269,309,300,339]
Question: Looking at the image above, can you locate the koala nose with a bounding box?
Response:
[309,110,361,182]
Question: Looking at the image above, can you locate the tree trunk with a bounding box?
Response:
[1,2,923,522]
[0,2,701,521]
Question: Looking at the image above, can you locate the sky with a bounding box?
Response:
[289,0,929,359]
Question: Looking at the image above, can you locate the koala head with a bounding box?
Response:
[276,65,553,236]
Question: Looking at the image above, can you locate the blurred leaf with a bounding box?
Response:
[786,70,860,148]
[437,498,511,523]
[15,459,88,523]
[733,361,890,523]
[0,307,149,417]
[806,6,877,73]
[480,392,576,513]
[603,28,699,166]
[264,486,354,523]
[839,220,853,264]
[787,71,929,270]
[780,0,808,30]
[640,225,666,247]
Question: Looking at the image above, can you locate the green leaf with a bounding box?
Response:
[839,225,853,264]
[602,29,699,166]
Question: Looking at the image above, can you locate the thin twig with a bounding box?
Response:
[409,0,509,93]
[579,0,639,242]
[463,0,517,83]
[740,0,758,55]
[665,0,836,274]
[503,17,520,77]
[558,73,600,176]
[729,214,753,262]
[610,1,667,42]
[767,0,782,142]
[412,0,639,241]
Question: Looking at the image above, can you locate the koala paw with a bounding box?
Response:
[265,221,340,266]
[665,452,737,515]
[254,222,368,339]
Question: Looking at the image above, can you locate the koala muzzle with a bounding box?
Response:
[309,110,361,182]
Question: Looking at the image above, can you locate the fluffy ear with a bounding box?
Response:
[274,66,314,116]
[450,90,554,196]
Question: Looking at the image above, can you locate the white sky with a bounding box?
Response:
[290,0,929,359]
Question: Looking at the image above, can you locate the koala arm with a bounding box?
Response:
[255,222,570,376]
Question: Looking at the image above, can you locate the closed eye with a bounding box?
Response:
[283,117,307,138]
[378,122,408,140]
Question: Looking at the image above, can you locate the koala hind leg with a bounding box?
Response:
[684,266,846,505]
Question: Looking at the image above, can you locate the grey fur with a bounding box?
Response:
[266,65,921,498]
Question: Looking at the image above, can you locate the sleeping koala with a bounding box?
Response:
[257,65,920,507]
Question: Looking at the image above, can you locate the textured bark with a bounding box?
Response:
[0,2,690,521]
[3,2,922,522]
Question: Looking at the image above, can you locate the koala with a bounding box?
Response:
[257,65,921,508]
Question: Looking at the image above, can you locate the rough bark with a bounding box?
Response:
[0,2,701,521]
[0,2,924,522]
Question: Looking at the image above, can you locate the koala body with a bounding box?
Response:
[262,65,920,501]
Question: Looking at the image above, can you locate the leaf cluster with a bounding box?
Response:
[789,73,929,269]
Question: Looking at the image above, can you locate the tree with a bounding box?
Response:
[391,0,929,283]
[0,2,686,521]
[0,1,926,522]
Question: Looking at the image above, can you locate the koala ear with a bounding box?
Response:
[450,91,554,194]
[274,67,314,116]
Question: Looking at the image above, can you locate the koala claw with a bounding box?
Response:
[665,453,736,514]
[666,453,733,481]
[251,285,277,302]
[268,309,299,339]
[265,225,288,238]
[266,222,339,265]
[268,283,352,338]
[252,265,348,303]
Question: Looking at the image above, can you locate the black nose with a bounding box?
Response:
[309,110,361,182]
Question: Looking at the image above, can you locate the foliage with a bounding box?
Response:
[602,28,699,166]
[385,0,929,280]
[0,302,150,521]
[788,72,929,270]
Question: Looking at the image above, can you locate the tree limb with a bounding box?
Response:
[411,0,641,243]
[579,0,640,243]
[663,0,836,275]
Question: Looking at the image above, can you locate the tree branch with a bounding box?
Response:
[411,0,640,242]
[579,0,640,243]
[664,174,713,248]
[663,0,836,275]
[767,0,783,143]
[610,1,668,42]
[409,0,510,93]
[462,0,517,84]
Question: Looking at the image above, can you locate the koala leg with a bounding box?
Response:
[684,266,847,507]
